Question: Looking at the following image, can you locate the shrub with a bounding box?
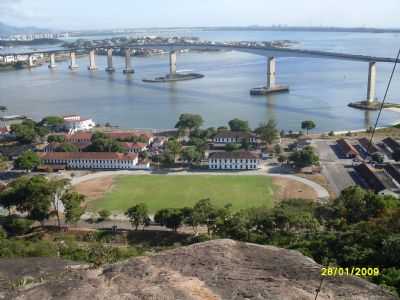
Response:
[98,210,111,221]
[0,226,7,239]
[2,217,34,236]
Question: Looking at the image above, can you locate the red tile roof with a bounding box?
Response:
[105,131,153,140]
[39,152,138,161]
[337,139,359,156]
[64,132,93,141]
[209,151,259,160]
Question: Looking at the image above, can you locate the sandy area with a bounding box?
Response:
[74,176,114,200]
[272,177,318,200]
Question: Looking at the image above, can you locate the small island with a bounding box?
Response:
[143,73,204,83]
[348,100,400,111]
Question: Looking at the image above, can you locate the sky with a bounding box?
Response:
[1,0,399,30]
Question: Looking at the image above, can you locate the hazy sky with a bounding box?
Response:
[1,0,399,30]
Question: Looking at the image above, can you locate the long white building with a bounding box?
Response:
[213,131,257,145]
[208,151,261,170]
[39,152,150,170]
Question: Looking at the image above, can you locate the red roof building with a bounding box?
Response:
[38,152,147,170]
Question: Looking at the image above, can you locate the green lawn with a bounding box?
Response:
[90,175,277,213]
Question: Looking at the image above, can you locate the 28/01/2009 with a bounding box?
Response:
[321,267,380,277]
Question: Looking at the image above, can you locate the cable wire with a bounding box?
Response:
[367,48,400,155]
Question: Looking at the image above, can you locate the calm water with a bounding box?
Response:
[1,30,400,132]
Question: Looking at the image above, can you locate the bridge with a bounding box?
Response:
[2,42,400,104]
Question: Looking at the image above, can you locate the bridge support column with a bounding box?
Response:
[348,61,384,110]
[105,48,115,73]
[28,55,35,68]
[250,57,289,96]
[367,62,377,104]
[68,52,79,69]
[123,48,134,74]
[88,50,97,70]
[48,53,56,69]
[169,51,177,76]
[266,57,276,89]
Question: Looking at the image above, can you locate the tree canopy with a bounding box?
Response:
[11,120,49,144]
[256,120,279,145]
[125,203,150,231]
[289,146,319,168]
[301,120,316,135]
[85,132,125,153]
[175,114,204,133]
[228,118,250,132]
[14,150,41,171]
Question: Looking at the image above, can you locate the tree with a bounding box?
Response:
[85,132,124,153]
[10,123,37,144]
[14,150,41,171]
[225,143,241,152]
[289,146,319,168]
[274,144,282,155]
[182,146,203,165]
[48,135,65,143]
[48,178,70,228]
[165,139,182,162]
[301,120,316,135]
[39,116,64,131]
[192,199,219,237]
[228,118,250,132]
[154,208,184,232]
[256,120,279,145]
[98,209,111,221]
[56,143,79,153]
[11,119,49,144]
[5,176,53,224]
[278,154,288,165]
[61,192,85,225]
[175,114,203,133]
[125,203,150,231]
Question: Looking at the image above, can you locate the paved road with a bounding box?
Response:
[69,169,330,200]
[313,140,355,196]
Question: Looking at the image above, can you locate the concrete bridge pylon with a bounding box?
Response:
[250,57,289,96]
[88,50,97,71]
[48,53,57,69]
[123,48,134,74]
[169,51,177,76]
[105,48,115,73]
[68,52,79,70]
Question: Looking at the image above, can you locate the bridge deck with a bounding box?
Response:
[1,43,399,63]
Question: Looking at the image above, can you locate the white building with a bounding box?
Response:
[39,152,150,170]
[63,115,96,134]
[213,131,257,145]
[121,142,147,153]
[208,151,261,170]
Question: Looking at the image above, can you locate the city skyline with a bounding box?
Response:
[1,0,399,30]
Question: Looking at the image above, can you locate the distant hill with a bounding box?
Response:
[0,22,50,36]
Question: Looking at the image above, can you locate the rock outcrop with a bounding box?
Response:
[0,239,395,300]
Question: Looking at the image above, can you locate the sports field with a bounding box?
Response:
[87,175,277,213]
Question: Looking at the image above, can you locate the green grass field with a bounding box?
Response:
[90,175,277,213]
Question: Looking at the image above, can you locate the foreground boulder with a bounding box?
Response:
[0,239,395,300]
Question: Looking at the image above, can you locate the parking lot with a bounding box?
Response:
[313,140,357,196]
